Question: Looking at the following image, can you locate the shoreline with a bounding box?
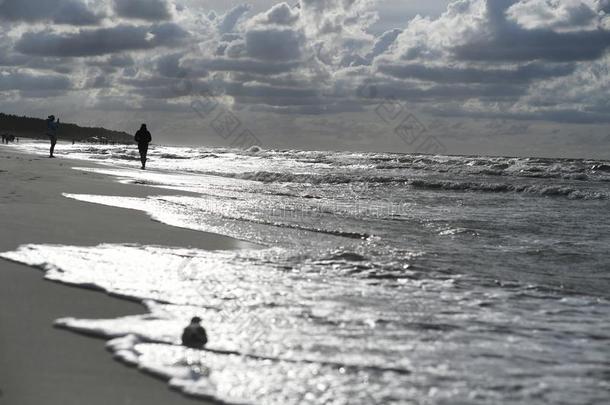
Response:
[0,146,257,404]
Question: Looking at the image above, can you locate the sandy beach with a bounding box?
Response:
[0,146,256,405]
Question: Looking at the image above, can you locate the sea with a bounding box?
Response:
[2,141,610,404]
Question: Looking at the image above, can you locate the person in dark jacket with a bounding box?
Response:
[134,123,152,169]
[46,115,60,158]
[181,316,208,349]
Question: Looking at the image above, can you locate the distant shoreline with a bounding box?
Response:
[0,112,133,143]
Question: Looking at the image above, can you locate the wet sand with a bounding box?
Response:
[0,146,257,404]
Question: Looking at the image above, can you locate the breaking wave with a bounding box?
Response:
[410,179,608,200]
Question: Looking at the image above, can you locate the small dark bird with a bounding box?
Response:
[181,316,208,349]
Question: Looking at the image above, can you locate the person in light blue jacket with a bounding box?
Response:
[46,115,60,158]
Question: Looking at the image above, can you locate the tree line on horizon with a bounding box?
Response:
[0,112,133,143]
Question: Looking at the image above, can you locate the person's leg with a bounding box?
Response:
[142,145,148,168]
[138,144,148,168]
[49,137,56,157]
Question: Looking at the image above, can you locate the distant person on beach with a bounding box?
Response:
[1,134,15,144]
[46,115,60,158]
[181,317,208,349]
[134,123,152,169]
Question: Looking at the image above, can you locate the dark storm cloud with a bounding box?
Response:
[192,58,299,75]
[378,62,576,84]
[557,3,597,26]
[227,71,323,89]
[453,1,610,62]
[0,0,101,25]
[0,32,79,72]
[224,81,317,100]
[454,28,610,62]
[0,70,71,91]
[368,81,525,101]
[53,1,102,25]
[245,28,304,61]
[156,52,188,78]
[25,57,76,74]
[84,74,113,89]
[0,45,30,66]
[599,0,610,13]
[15,23,188,57]
[113,0,171,21]
[121,75,176,88]
[430,105,610,125]
[86,54,135,74]
[236,95,329,108]
[119,73,215,99]
[105,54,135,68]
[251,99,364,115]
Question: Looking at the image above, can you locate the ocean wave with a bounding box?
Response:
[94,152,139,161]
[364,154,610,182]
[591,164,610,172]
[439,228,480,237]
[158,153,191,159]
[210,170,404,185]
[232,171,353,184]
[410,179,608,200]
[203,170,607,200]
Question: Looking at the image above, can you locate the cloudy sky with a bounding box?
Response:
[1,0,609,158]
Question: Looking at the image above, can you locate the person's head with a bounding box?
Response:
[191,316,202,324]
[140,123,147,130]
[48,115,55,121]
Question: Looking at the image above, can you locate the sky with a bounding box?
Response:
[1,0,609,158]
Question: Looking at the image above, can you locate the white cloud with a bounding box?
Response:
[369,0,610,125]
[217,4,251,33]
[506,0,599,31]
[1,0,610,156]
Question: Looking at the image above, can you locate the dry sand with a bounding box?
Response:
[0,146,258,405]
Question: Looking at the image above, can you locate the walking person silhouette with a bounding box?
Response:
[46,115,60,158]
[134,124,152,169]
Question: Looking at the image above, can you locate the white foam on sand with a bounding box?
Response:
[103,334,394,405]
[3,243,610,404]
[61,192,358,248]
[0,243,417,403]
[62,193,272,246]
